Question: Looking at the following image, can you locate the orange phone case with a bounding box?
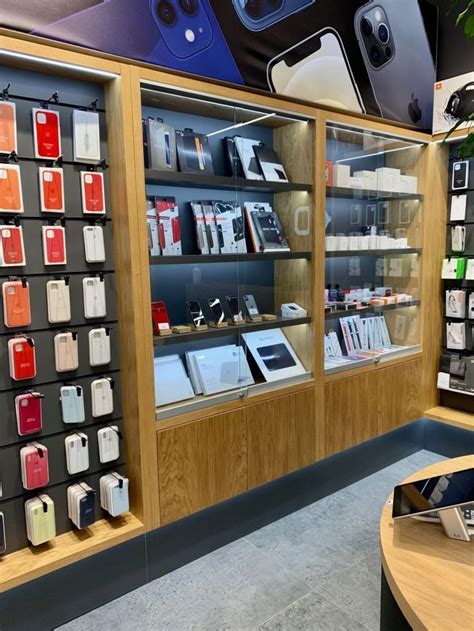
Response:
[2,280,31,328]
[0,102,17,154]
[0,165,23,213]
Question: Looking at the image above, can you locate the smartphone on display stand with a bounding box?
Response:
[187,300,207,328]
[225,295,244,322]
[208,298,226,324]
[267,27,365,113]
[244,294,260,320]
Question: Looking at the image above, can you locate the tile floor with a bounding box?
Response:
[59,450,444,631]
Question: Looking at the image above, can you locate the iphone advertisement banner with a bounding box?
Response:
[0,0,438,129]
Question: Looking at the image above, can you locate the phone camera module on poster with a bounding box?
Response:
[180,0,198,15]
[157,0,177,25]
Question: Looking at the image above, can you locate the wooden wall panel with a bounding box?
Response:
[157,411,247,524]
[376,359,424,434]
[247,389,316,488]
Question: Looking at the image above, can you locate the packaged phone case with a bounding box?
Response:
[39,167,65,213]
[46,279,71,324]
[0,164,23,213]
[97,425,120,463]
[2,279,31,328]
[91,377,114,417]
[83,225,106,263]
[83,276,106,319]
[15,391,43,436]
[73,109,101,163]
[25,494,56,546]
[60,384,85,424]
[54,331,79,373]
[32,108,61,159]
[8,336,36,380]
[0,225,26,266]
[65,432,89,475]
[99,472,129,517]
[80,171,105,214]
[42,225,67,265]
[0,101,17,154]
[89,327,111,366]
[67,483,96,529]
[20,443,49,490]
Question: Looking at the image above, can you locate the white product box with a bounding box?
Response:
[399,175,418,194]
[332,164,351,187]
[353,170,377,190]
[348,176,363,189]
[376,168,400,192]
[433,71,474,135]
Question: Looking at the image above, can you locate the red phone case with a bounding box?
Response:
[21,444,49,489]
[2,280,31,328]
[16,393,43,436]
[151,301,170,333]
[158,223,166,250]
[40,168,64,212]
[43,226,66,265]
[171,216,181,243]
[9,337,36,381]
[81,172,105,214]
[0,226,25,266]
[33,109,61,159]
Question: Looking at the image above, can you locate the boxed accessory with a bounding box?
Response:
[15,391,43,436]
[251,207,289,253]
[254,144,288,182]
[60,385,85,424]
[97,425,121,463]
[281,303,307,318]
[154,354,195,406]
[452,160,469,191]
[224,137,244,178]
[451,225,466,253]
[242,329,306,382]
[446,322,466,350]
[2,278,31,328]
[32,108,61,160]
[20,442,49,490]
[42,225,67,265]
[80,171,106,215]
[446,290,466,318]
[467,259,474,281]
[65,432,89,474]
[156,197,182,256]
[376,167,400,192]
[67,483,96,529]
[450,194,467,222]
[8,336,36,380]
[190,202,209,254]
[25,494,56,546]
[176,129,214,175]
[442,258,466,280]
[46,278,71,323]
[332,164,351,187]
[353,170,377,190]
[89,327,111,366]
[39,167,64,213]
[0,164,23,213]
[433,71,474,135]
[193,345,254,396]
[147,118,177,171]
[54,331,79,372]
[99,473,129,517]
[91,377,114,417]
[213,201,246,254]
[201,201,221,254]
[83,276,107,318]
[0,225,25,266]
[469,293,474,319]
[0,101,17,154]
[234,136,263,180]
[146,198,160,257]
[73,109,101,163]
[83,225,106,263]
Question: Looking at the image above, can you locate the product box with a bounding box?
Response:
[147,118,177,171]
[201,201,221,254]
[156,197,181,256]
[353,170,377,190]
[212,201,245,254]
[146,197,160,256]
[348,176,363,189]
[190,202,209,254]
[325,160,333,187]
[433,71,474,135]
[399,175,418,194]
[376,167,400,193]
[332,164,351,187]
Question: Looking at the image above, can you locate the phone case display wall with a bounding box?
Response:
[0,68,127,557]
[438,151,474,412]
[141,86,314,419]
[324,125,424,374]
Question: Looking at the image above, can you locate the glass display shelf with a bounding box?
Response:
[140,85,315,419]
[324,123,425,374]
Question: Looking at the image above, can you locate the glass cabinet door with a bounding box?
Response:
[324,123,425,375]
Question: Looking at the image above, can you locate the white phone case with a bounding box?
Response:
[60,385,85,424]
[97,425,120,463]
[54,332,79,372]
[91,378,114,417]
[83,226,106,263]
[46,279,71,324]
[83,277,106,319]
[65,433,89,474]
[88,327,111,366]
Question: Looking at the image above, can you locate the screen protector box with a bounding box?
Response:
[155,196,181,256]
[433,72,474,135]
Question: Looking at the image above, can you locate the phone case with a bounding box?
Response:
[0,101,17,154]
[452,161,469,190]
[0,512,6,554]
[46,279,71,324]
[83,277,107,319]
[91,377,114,417]
[0,164,23,213]
[97,425,120,463]
[32,108,61,159]
[100,473,129,517]
[0,225,26,266]
[65,433,89,474]
[73,109,101,163]
[42,225,67,265]
[89,327,111,366]
[54,332,79,372]
[15,392,43,436]
[67,483,96,529]
[80,171,106,214]
[2,279,31,328]
[83,225,106,263]
[20,443,49,490]
[60,385,85,424]
[25,495,56,546]
[8,336,36,380]
[39,167,65,213]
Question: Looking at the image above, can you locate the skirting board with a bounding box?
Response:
[2,418,473,631]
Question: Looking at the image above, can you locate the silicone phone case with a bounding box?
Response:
[54,332,79,372]
[42,225,67,265]
[83,276,106,319]
[20,443,49,490]
[97,425,120,463]
[65,433,89,475]
[0,164,23,213]
[32,108,61,159]
[89,327,111,366]
[83,225,106,263]
[80,171,105,214]
[25,495,56,546]
[0,226,26,266]
[39,167,65,213]
[2,279,31,328]
[0,101,17,154]
[8,336,36,380]
[15,392,43,436]
[46,279,71,323]
[91,378,114,417]
[60,385,85,424]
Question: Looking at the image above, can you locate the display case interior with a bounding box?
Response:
[140,86,314,420]
[324,124,425,375]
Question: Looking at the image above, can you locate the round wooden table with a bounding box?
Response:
[380,455,474,631]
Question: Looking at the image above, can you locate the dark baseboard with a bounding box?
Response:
[1,418,472,630]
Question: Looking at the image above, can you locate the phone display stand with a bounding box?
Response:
[157,327,173,336]
[172,325,192,334]
[246,316,263,323]
[191,323,208,332]
[209,321,229,329]
[437,507,471,542]
[229,317,245,326]
[261,314,277,321]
